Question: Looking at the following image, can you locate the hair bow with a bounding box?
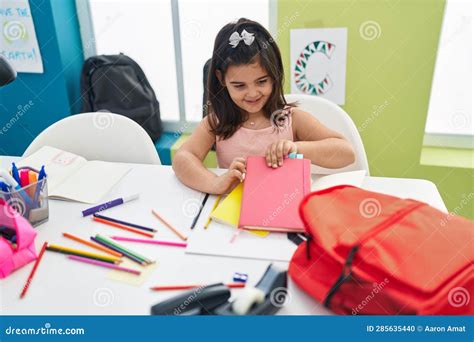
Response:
[228,29,255,48]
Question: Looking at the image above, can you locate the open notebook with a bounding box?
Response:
[18,146,130,203]
[239,156,311,233]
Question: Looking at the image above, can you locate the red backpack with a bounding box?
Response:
[289,185,474,315]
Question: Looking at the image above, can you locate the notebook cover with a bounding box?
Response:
[239,156,311,232]
[210,183,269,237]
[210,183,243,227]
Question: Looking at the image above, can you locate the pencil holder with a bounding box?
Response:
[0,177,49,227]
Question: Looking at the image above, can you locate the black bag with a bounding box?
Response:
[81,53,163,142]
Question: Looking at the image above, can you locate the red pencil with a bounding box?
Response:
[150,283,246,291]
[20,241,48,299]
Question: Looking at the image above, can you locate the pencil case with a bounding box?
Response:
[0,176,49,227]
[0,199,38,279]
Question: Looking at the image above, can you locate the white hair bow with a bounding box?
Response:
[229,29,255,48]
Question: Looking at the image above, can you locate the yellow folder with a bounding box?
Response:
[210,183,269,237]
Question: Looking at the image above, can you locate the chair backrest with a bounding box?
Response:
[23,112,161,165]
[285,94,369,175]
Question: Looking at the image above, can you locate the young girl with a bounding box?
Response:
[173,18,355,195]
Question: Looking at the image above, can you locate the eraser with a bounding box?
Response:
[288,152,297,159]
[296,154,303,159]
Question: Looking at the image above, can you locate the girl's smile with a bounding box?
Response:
[219,60,274,115]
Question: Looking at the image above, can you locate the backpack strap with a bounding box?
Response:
[323,245,359,308]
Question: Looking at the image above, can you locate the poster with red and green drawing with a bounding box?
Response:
[290,28,347,105]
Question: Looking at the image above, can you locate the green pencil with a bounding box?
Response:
[95,235,154,264]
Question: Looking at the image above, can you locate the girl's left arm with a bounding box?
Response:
[293,108,355,168]
[266,108,356,168]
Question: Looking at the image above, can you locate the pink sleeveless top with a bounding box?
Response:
[216,109,294,168]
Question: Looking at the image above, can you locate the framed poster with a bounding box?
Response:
[0,0,44,73]
[290,28,347,105]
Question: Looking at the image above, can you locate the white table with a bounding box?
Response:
[0,158,446,315]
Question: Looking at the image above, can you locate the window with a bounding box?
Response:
[81,0,270,126]
[178,0,269,122]
[87,0,179,121]
[424,0,472,148]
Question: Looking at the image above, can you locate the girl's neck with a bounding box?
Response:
[242,110,270,129]
[246,110,266,120]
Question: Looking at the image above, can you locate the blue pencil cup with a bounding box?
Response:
[0,177,49,227]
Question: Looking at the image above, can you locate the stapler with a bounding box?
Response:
[150,264,288,316]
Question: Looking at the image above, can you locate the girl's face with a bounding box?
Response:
[219,62,274,115]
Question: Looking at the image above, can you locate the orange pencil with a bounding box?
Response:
[20,241,48,298]
[150,283,245,291]
[151,209,188,241]
[93,216,155,238]
[62,232,122,257]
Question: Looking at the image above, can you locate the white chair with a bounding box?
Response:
[285,94,369,175]
[23,112,161,165]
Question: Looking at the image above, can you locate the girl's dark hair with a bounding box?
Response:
[207,18,290,139]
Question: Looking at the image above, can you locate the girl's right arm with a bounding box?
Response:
[172,116,245,194]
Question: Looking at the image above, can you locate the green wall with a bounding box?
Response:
[277,0,473,219]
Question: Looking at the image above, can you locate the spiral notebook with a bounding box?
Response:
[239,156,311,233]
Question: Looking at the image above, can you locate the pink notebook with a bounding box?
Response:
[239,156,311,232]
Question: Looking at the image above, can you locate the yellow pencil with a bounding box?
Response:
[204,195,222,229]
[47,244,122,263]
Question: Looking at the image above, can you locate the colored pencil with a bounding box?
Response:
[204,195,222,229]
[20,241,48,298]
[46,244,121,264]
[151,209,188,241]
[93,213,157,232]
[111,236,187,248]
[62,232,122,257]
[150,283,246,291]
[90,236,146,265]
[81,194,140,216]
[93,216,155,238]
[95,235,154,264]
[190,193,209,230]
[67,255,141,275]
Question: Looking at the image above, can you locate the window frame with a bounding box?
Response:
[77,0,276,133]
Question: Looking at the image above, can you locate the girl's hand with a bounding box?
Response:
[265,140,297,168]
[213,157,246,194]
